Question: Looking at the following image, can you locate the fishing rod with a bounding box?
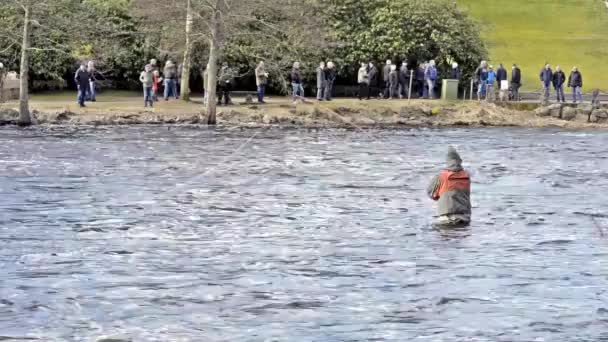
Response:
[591,215,605,238]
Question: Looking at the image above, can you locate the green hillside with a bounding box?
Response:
[458,0,608,91]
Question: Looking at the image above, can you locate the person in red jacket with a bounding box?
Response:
[427,147,472,225]
[152,69,162,102]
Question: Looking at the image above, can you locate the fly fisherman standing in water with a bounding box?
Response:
[427,147,472,225]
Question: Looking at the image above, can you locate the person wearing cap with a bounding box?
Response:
[427,147,472,226]
[149,59,158,73]
[382,59,392,99]
[568,66,583,104]
[324,61,336,101]
[357,62,369,100]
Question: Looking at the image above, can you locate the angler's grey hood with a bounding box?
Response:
[446,146,463,171]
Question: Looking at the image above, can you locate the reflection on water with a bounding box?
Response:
[0,126,607,341]
[433,225,472,240]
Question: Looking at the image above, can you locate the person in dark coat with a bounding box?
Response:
[552,66,566,103]
[496,63,507,88]
[511,64,522,101]
[316,61,326,101]
[416,63,426,98]
[539,63,553,104]
[388,65,399,99]
[398,61,409,99]
[367,62,379,99]
[324,61,336,101]
[568,66,583,103]
[74,64,90,108]
[217,63,235,105]
[291,62,305,103]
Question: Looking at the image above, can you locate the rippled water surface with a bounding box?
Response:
[1,126,607,341]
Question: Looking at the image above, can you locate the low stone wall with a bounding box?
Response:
[1,72,19,101]
[534,103,607,122]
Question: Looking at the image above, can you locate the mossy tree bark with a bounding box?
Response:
[18,2,32,126]
[205,0,224,125]
[180,0,193,101]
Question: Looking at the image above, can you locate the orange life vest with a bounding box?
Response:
[432,170,470,200]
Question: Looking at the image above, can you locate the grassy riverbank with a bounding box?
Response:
[0,91,606,129]
[459,0,608,91]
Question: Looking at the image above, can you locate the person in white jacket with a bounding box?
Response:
[357,62,369,100]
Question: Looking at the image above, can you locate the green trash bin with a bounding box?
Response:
[441,79,459,101]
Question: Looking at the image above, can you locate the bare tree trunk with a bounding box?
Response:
[205,39,218,125]
[205,2,223,125]
[0,70,5,103]
[180,0,192,101]
[18,3,32,126]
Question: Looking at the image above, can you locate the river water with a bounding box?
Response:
[0,126,607,341]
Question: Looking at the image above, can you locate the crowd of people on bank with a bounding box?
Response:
[537,63,584,104]
[474,61,584,104]
[75,58,184,108]
[74,61,98,107]
[302,59,590,104]
[354,60,440,101]
[289,59,443,103]
[72,57,591,108]
[138,59,182,108]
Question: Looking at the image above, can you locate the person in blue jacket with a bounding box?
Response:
[486,66,497,101]
[475,61,488,101]
[424,60,438,99]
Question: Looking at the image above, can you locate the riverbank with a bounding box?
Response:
[0,92,606,128]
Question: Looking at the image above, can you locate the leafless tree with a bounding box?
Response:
[0,0,91,125]
[201,0,328,124]
[135,0,327,124]
[180,0,194,101]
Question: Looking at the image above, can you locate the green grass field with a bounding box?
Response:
[458,0,608,91]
